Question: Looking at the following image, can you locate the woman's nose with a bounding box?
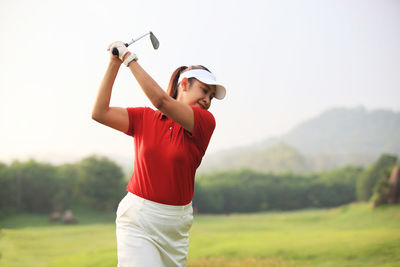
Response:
[204,95,211,104]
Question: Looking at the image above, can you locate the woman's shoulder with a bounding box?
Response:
[191,106,216,132]
[191,106,215,122]
[126,106,156,114]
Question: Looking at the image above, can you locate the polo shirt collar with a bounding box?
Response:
[156,110,168,120]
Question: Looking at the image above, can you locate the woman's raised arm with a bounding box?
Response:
[126,58,195,132]
[91,55,129,133]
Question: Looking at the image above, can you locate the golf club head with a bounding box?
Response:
[149,32,159,49]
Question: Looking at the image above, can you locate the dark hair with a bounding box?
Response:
[167,65,212,99]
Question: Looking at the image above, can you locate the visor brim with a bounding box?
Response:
[195,77,226,100]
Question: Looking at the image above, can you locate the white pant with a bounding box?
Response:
[116,192,193,267]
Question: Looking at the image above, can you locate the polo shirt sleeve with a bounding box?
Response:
[191,107,216,153]
[125,107,147,137]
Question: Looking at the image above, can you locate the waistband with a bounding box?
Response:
[126,192,193,215]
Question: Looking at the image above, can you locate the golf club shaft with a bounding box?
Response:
[111,31,154,56]
[126,31,151,46]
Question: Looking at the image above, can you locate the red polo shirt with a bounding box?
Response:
[125,106,215,205]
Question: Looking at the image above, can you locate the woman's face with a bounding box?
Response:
[180,78,216,110]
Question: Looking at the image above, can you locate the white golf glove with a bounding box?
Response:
[107,41,129,61]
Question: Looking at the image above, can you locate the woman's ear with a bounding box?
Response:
[180,77,190,92]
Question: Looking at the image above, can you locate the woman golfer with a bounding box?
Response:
[92,41,226,266]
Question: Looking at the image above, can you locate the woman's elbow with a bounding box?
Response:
[91,112,100,122]
[91,109,104,122]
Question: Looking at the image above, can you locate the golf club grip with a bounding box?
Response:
[112,48,119,56]
[111,43,129,57]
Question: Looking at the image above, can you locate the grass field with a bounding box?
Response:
[0,203,399,266]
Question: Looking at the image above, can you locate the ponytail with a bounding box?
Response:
[167,66,187,99]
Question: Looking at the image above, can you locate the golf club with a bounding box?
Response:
[112,31,159,57]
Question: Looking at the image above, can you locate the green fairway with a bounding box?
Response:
[0,203,399,266]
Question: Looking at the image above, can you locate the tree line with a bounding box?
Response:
[0,156,126,218]
[194,154,398,213]
[0,154,398,217]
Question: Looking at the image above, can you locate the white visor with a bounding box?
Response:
[178,69,226,100]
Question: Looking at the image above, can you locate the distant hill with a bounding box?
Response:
[199,107,400,173]
[200,143,309,174]
[276,106,400,155]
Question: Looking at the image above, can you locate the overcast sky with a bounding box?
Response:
[1,0,399,166]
